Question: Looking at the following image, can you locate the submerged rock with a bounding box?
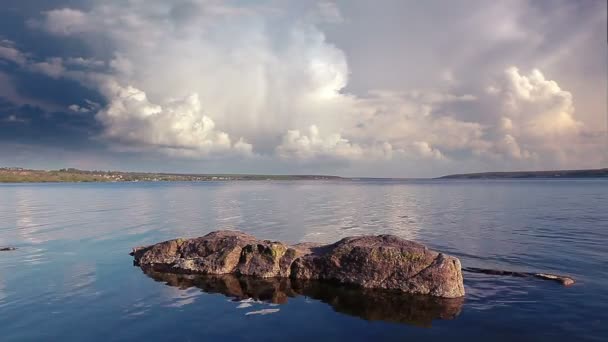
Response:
[142,269,464,326]
[131,230,465,298]
[534,273,575,286]
[463,267,575,286]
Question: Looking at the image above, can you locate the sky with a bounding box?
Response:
[0,0,606,177]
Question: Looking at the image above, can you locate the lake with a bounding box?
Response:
[0,180,607,341]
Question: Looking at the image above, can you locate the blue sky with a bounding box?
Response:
[0,0,606,177]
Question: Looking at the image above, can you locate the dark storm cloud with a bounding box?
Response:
[0,0,109,156]
[0,98,101,148]
[0,1,93,58]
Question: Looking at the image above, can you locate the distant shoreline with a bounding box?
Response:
[437,168,608,180]
[0,167,343,183]
[1,167,607,183]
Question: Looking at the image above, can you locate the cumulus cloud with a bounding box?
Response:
[26,1,356,157]
[498,134,533,160]
[276,125,392,161]
[345,91,490,159]
[412,141,445,160]
[498,67,582,137]
[485,67,592,165]
[11,0,605,173]
[96,82,252,157]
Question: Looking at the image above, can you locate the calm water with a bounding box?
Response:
[0,180,607,341]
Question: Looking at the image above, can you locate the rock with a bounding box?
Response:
[0,247,17,251]
[463,267,575,287]
[534,273,575,286]
[131,230,465,298]
[291,235,465,298]
[131,231,308,278]
[141,268,464,326]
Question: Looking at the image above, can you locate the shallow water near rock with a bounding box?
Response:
[0,179,607,341]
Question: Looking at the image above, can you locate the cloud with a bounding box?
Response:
[65,57,105,68]
[68,104,90,113]
[316,2,344,24]
[345,91,490,159]
[28,1,353,157]
[276,125,392,161]
[68,100,100,114]
[484,67,592,165]
[498,66,582,137]
[497,134,533,160]
[30,57,65,78]
[0,71,65,111]
[2,114,28,124]
[0,40,27,66]
[9,0,605,174]
[95,82,252,157]
[1,40,102,79]
[412,141,445,160]
[28,8,89,35]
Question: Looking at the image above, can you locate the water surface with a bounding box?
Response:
[0,180,606,341]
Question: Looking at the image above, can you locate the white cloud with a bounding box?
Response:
[345,91,490,158]
[14,1,605,173]
[499,67,582,137]
[412,141,445,160]
[485,67,591,165]
[95,82,252,157]
[29,1,353,157]
[497,134,533,160]
[276,125,391,161]
[68,104,90,113]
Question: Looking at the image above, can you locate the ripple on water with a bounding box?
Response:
[0,180,606,341]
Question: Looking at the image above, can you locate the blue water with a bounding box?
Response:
[0,180,607,341]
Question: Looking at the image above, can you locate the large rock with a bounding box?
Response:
[131,230,465,298]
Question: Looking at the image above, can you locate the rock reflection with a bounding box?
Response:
[141,268,463,327]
